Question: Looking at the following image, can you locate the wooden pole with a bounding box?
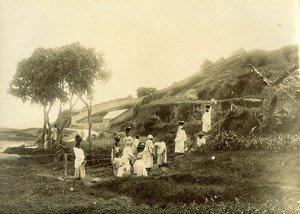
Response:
[183,138,196,157]
[64,153,68,178]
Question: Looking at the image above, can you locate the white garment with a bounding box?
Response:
[175,126,187,153]
[117,155,131,177]
[113,157,121,177]
[51,127,57,140]
[197,137,206,147]
[133,153,148,176]
[143,140,154,168]
[131,139,139,155]
[154,141,167,165]
[202,108,212,132]
[117,146,134,177]
[74,147,85,169]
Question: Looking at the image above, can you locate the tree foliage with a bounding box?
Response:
[8,48,66,105]
[57,42,111,150]
[8,43,111,150]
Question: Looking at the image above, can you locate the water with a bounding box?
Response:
[0,140,35,153]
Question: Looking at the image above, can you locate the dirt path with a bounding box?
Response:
[0,154,161,214]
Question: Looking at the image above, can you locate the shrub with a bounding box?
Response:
[208,131,300,152]
[208,130,245,151]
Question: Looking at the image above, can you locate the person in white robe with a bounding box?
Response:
[196,132,206,147]
[202,105,212,133]
[117,141,134,177]
[111,136,121,175]
[143,135,154,170]
[51,124,58,145]
[175,121,187,153]
[133,152,148,176]
[154,139,167,169]
[112,152,122,177]
[131,135,140,157]
[73,135,86,179]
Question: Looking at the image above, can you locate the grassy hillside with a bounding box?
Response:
[134,45,299,137]
[146,45,299,102]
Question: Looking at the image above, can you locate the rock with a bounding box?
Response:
[70,187,74,191]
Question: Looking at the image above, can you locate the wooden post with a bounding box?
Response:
[64,153,68,178]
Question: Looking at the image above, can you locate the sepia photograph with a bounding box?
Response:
[0,0,299,213]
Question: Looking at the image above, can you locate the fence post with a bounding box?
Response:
[64,153,68,178]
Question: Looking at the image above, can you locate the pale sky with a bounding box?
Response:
[0,0,299,128]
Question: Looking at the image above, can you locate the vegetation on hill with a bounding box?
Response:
[134,45,299,138]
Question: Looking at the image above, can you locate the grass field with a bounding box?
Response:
[2,132,300,213]
[91,150,300,212]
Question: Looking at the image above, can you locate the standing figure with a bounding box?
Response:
[175,121,187,153]
[202,104,212,133]
[111,136,121,173]
[73,135,86,180]
[44,130,50,150]
[133,151,148,176]
[143,135,154,171]
[51,124,58,145]
[112,152,122,177]
[154,138,167,169]
[117,141,134,177]
[131,135,140,157]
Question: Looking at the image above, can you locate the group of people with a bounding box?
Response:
[174,102,214,153]
[72,101,215,180]
[111,132,167,178]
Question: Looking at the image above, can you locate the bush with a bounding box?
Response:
[208,131,300,152]
[208,130,245,151]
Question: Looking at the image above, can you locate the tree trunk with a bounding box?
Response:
[79,96,93,153]
[42,105,47,149]
[56,100,63,145]
[46,104,53,153]
[87,103,92,152]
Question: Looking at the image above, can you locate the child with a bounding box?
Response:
[112,152,122,177]
[154,138,167,169]
[133,151,148,177]
[197,132,206,147]
[111,136,121,165]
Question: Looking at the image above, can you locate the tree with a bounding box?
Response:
[249,63,299,133]
[136,87,158,97]
[59,42,111,151]
[8,48,67,147]
[201,59,212,69]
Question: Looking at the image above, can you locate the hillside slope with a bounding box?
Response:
[134,45,299,137]
[147,45,299,102]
